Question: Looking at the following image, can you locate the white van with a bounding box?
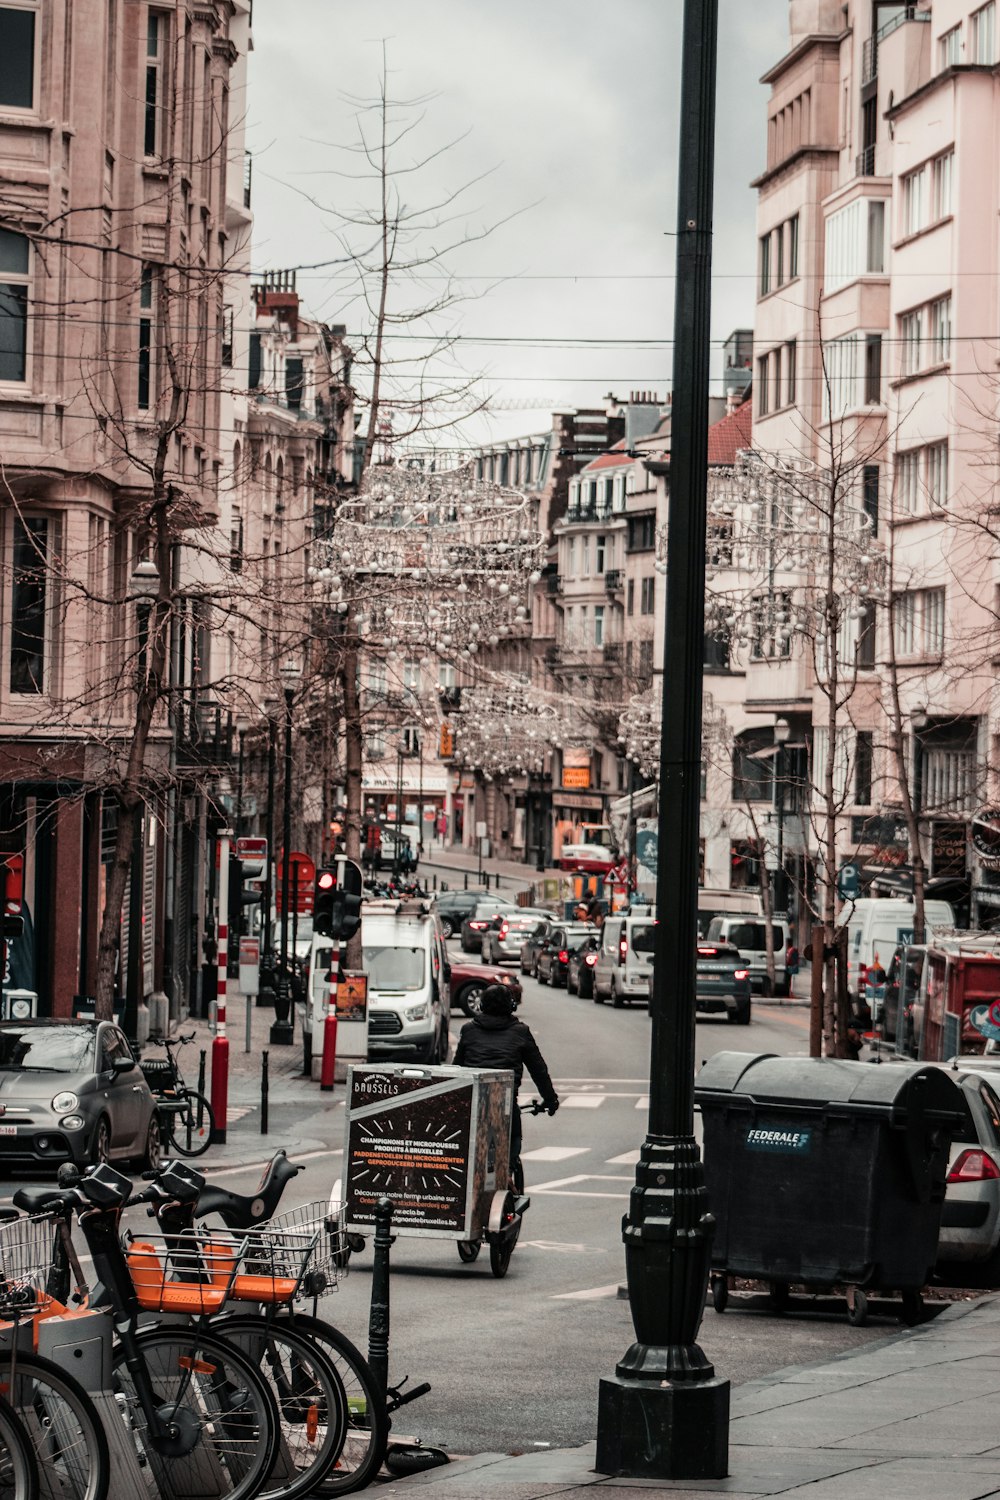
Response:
[838,898,956,1000]
[704,916,791,997]
[594,915,657,1007]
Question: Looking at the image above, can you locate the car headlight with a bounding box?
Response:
[52,1091,79,1114]
[60,1115,85,1131]
[498,973,515,987]
[405,1002,428,1022]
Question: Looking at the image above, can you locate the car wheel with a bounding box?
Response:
[440,918,454,939]
[89,1117,111,1167]
[567,972,577,994]
[538,966,548,986]
[140,1111,162,1170]
[612,984,624,1009]
[458,984,484,1018]
[594,986,605,1004]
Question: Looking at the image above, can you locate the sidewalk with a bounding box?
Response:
[387,1294,1000,1498]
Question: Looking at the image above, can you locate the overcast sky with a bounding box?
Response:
[246,0,788,450]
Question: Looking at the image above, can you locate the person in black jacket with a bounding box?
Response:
[454,985,559,1175]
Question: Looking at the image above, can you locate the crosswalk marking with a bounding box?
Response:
[605,1149,641,1166]
[521,1145,589,1162]
[635,1095,649,1111]
[561,1094,605,1109]
[531,1173,632,1195]
[552,1283,621,1301]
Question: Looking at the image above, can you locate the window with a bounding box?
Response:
[822,334,859,419]
[594,605,605,647]
[565,536,575,574]
[640,577,655,616]
[580,536,590,576]
[930,296,951,363]
[708,520,734,567]
[10,517,48,694]
[248,330,261,390]
[864,333,882,403]
[783,340,797,406]
[732,730,773,802]
[923,587,945,655]
[926,441,948,508]
[627,515,655,551]
[627,578,635,616]
[403,660,420,697]
[824,198,887,292]
[855,731,874,806]
[144,12,166,158]
[230,508,243,573]
[775,219,785,287]
[894,588,945,657]
[0,229,29,383]
[285,356,304,410]
[637,639,653,680]
[0,6,36,109]
[894,592,915,656]
[900,309,922,376]
[788,214,799,278]
[867,200,885,272]
[612,475,626,512]
[972,2,996,63]
[704,628,730,671]
[438,661,457,691]
[862,465,879,535]
[137,264,155,409]
[221,305,233,368]
[896,449,920,514]
[939,24,961,68]
[932,151,954,219]
[902,165,926,237]
[856,602,876,670]
[759,233,771,296]
[757,355,769,416]
[751,591,792,660]
[596,535,606,574]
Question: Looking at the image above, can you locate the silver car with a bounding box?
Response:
[481,911,551,965]
[934,1065,1000,1277]
[0,1019,160,1170]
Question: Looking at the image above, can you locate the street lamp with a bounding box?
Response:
[235,712,251,835]
[274,659,301,1045]
[595,0,728,1482]
[773,717,791,914]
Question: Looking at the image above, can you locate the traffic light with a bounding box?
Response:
[314,859,364,940]
[228,852,262,966]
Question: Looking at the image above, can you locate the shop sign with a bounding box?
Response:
[972,809,1000,870]
[562,765,591,790]
[932,822,968,878]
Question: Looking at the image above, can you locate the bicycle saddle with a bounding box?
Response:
[13,1184,69,1214]
[197,1150,303,1228]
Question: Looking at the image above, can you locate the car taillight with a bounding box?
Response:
[619,938,628,960]
[947,1149,1000,1184]
[470,920,486,930]
[585,953,598,966]
[734,969,749,980]
[500,923,509,937]
[558,949,568,963]
[698,947,717,957]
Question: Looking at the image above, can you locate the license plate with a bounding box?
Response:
[0,1126,17,1137]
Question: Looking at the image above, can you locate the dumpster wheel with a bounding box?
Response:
[710,1274,729,1313]
[768,1280,790,1313]
[846,1287,868,1326]
[900,1289,924,1326]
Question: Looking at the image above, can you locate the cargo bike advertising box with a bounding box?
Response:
[344,1065,513,1243]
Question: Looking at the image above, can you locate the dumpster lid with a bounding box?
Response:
[695,1051,964,1120]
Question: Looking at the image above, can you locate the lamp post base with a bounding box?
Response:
[269,1020,294,1045]
[596,1373,730,1480]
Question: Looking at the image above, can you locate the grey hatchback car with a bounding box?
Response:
[0,1019,160,1169]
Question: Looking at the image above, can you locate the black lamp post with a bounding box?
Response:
[273,660,300,1044]
[236,714,250,836]
[773,716,790,913]
[393,745,405,881]
[596,0,729,1481]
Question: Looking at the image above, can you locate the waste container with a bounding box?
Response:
[695,1051,966,1325]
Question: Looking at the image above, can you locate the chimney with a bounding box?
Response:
[252,269,300,336]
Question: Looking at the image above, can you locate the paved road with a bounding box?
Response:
[0,966,894,1457]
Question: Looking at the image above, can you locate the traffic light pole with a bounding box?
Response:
[211,828,233,1144]
[320,853,347,1093]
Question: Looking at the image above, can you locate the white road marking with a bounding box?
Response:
[530,1173,632,1193]
[561,1094,605,1109]
[606,1150,641,1166]
[521,1240,606,1254]
[552,1283,621,1301]
[635,1095,649,1111]
[521,1145,590,1162]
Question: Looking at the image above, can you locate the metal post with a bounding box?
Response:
[272,689,294,1044]
[367,1197,393,1402]
[394,748,403,882]
[237,731,246,836]
[596,0,728,1481]
[259,716,277,1009]
[775,746,786,914]
[260,1049,269,1134]
[197,1050,206,1129]
[210,828,233,1145]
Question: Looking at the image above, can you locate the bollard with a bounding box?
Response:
[210,828,232,1144]
[432,874,437,891]
[321,945,342,1093]
[367,1197,393,1403]
[463,872,468,891]
[260,1050,269,1135]
[302,1027,312,1079]
[197,1050,206,1130]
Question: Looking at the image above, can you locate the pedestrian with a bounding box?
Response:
[455,985,559,1175]
[785,940,800,997]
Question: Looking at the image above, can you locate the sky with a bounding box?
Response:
[246,0,789,451]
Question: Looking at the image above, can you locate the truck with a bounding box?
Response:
[914,937,1000,1062]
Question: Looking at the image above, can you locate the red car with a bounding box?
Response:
[449,958,522,1018]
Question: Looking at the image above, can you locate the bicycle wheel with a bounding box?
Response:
[111,1326,279,1500]
[283,1314,389,1495]
[166,1091,215,1157]
[0,1391,38,1500]
[219,1315,348,1500]
[5,1351,108,1500]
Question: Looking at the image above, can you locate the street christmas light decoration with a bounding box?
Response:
[618,690,727,782]
[451,679,577,780]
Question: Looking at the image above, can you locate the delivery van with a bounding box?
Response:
[838,897,956,1001]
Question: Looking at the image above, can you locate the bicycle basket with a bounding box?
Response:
[124,1229,247,1315]
[0,1215,59,1317]
[243,1200,349,1300]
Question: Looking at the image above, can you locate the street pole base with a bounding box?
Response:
[269,1021,294,1045]
[595,1373,730,1480]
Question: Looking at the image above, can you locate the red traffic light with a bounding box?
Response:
[317,871,336,890]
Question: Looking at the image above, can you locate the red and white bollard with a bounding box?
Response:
[211,828,232,1144]
[320,942,342,1093]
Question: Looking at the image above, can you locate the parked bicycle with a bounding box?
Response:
[140,1031,215,1157]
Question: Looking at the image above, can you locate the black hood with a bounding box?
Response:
[473,1013,516,1031]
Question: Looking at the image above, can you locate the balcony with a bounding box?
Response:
[855,144,877,178]
[439,686,462,710]
[604,569,623,595]
[863,7,930,84]
[545,573,563,596]
[602,640,623,666]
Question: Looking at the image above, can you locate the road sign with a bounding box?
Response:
[970,1003,1000,1042]
[236,836,267,862]
[277,851,316,914]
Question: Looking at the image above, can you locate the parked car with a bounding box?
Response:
[0,1019,160,1169]
[566,935,601,998]
[931,1065,1000,1280]
[459,897,518,953]
[594,915,657,1007]
[431,890,487,940]
[520,921,554,977]
[536,924,599,987]
[704,915,791,997]
[481,911,551,965]
[448,959,522,1018]
[361,903,451,1064]
[693,942,751,1025]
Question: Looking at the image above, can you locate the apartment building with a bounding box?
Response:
[743,0,1000,930]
